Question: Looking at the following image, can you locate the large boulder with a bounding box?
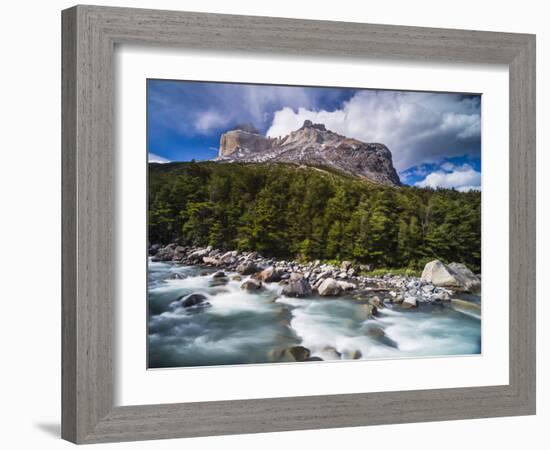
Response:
[177,293,210,309]
[358,304,378,319]
[282,277,312,298]
[258,266,283,283]
[151,243,177,261]
[236,261,259,275]
[241,278,263,291]
[401,295,417,309]
[368,295,384,308]
[220,250,238,260]
[421,260,480,292]
[340,261,353,271]
[318,278,342,297]
[269,346,311,362]
[202,256,220,266]
[421,260,456,287]
[337,281,356,291]
[287,346,311,361]
[209,276,229,287]
[317,269,333,281]
[188,248,209,262]
[172,246,187,260]
[447,263,481,293]
[148,243,162,256]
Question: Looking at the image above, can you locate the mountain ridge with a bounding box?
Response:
[215,120,401,186]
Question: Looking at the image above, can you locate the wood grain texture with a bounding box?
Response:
[61,4,536,444]
[61,7,77,443]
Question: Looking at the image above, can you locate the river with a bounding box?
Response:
[148,260,481,368]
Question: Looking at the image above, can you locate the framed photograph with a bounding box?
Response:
[62,5,536,444]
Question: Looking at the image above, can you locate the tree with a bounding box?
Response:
[148,162,481,271]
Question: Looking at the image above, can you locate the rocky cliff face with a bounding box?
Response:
[216,120,401,186]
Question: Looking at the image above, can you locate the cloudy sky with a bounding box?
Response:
[148,79,481,190]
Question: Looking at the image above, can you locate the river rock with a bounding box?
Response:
[368,295,384,308]
[366,325,386,338]
[317,270,332,280]
[270,345,311,362]
[230,275,242,281]
[178,293,209,308]
[241,278,263,291]
[305,356,324,362]
[318,278,342,296]
[351,350,363,360]
[447,262,481,292]
[422,284,435,294]
[364,324,398,348]
[421,260,456,286]
[282,277,312,297]
[358,304,378,319]
[431,290,451,301]
[392,293,404,304]
[401,295,417,309]
[220,250,238,262]
[172,246,186,260]
[323,346,342,359]
[152,243,177,261]
[212,271,226,278]
[210,277,229,287]
[202,256,220,266]
[337,281,356,291]
[258,266,283,282]
[421,260,480,292]
[166,272,186,280]
[341,261,353,271]
[188,248,209,262]
[287,346,311,361]
[236,261,259,275]
[148,243,162,256]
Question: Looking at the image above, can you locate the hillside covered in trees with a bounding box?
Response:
[148,162,481,272]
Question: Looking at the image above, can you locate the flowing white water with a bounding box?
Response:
[148,261,481,368]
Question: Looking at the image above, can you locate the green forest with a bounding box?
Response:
[148,162,481,272]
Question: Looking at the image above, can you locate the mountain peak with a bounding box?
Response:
[216,123,400,186]
[300,119,327,132]
[231,123,260,134]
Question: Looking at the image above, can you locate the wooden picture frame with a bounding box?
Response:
[61,4,536,444]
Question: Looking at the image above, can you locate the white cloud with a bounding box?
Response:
[414,164,481,191]
[440,161,456,172]
[194,110,230,134]
[149,153,170,163]
[266,91,480,171]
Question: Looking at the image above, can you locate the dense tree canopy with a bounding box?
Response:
[149,162,481,272]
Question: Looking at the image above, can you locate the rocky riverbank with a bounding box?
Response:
[149,243,481,312]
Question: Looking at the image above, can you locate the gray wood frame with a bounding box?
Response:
[62,4,536,444]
